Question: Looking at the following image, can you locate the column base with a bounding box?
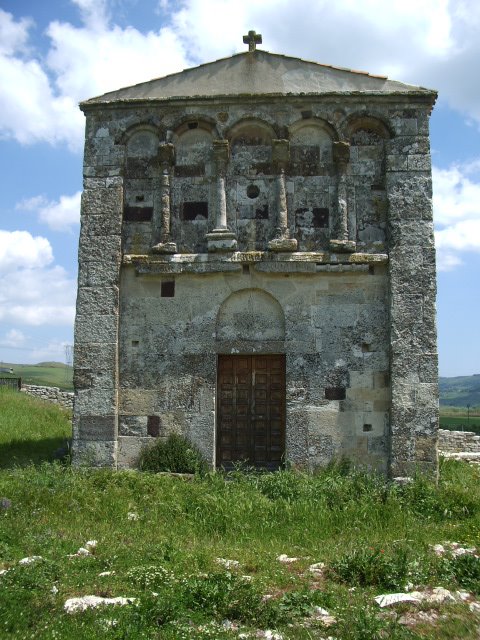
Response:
[329,239,356,253]
[151,241,177,254]
[268,237,298,252]
[206,230,237,252]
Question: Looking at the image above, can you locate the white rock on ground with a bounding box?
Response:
[18,556,43,565]
[64,596,136,614]
[215,558,240,569]
[85,540,97,551]
[308,562,325,575]
[98,571,115,577]
[375,593,421,607]
[127,512,139,521]
[276,554,298,563]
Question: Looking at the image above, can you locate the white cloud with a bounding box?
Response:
[0,230,76,326]
[0,329,26,347]
[17,191,81,231]
[0,230,53,271]
[433,162,480,270]
[30,339,72,363]
[0,5,188,150]
[0,8,32,56]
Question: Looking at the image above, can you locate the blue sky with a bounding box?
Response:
[0,0,479,376]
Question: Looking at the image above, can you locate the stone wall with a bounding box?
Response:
[438,429,480,454]
[22,385,74,412]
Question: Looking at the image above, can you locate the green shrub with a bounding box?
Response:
[328,545,413,590]
[139,433,207,474]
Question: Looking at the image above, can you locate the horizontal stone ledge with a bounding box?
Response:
[124,252,388,276]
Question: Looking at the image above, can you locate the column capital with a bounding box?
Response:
[212,139,229,172]
[272,139,290,171]
[333,141,350,169]
[157,142,175,169]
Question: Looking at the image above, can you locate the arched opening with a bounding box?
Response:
[216,289,286,470]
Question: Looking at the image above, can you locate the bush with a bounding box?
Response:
[328,545,413,590]
[139,434,207,474]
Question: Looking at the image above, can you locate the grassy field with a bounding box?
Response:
[439,415,480,435]
[0,361,73,391]
[0,388,72,468]
[0,390,480,639]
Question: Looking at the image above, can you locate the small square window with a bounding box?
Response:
[182,202,208,221]
[161,281,175,297]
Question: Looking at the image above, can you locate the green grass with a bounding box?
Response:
[439,414,480,435]
[0,388,71,468]
[0,361,73,390]
[0,391,480,638]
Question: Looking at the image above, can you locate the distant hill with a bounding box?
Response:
[439,374,480,408]
[0,362,73,391]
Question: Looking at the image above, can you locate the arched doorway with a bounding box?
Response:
[215,289,286,470]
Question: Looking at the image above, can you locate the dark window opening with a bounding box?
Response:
[242,264,250,275]
[312,208,329,228]
[301,110,313,119]
[247,184,260,199]
[182,201,208,221]
[325,387,346,400]
[124,206,153,222]
[161,281,175,297]
[135,195,145,202]
[369,265,376,275]
[363,424,372,432]
[131,340,139,347]
[361,343,371,353]
[255,205,269,220]
[147,415,160,437]
[188,121,199,129]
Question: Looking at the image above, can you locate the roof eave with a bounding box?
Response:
[80,89,438,113]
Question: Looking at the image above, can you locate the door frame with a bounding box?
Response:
[215,353,286,470]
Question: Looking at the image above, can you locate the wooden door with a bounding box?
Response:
[217,354,285,470]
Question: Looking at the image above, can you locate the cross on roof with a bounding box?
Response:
[243,30,262,52]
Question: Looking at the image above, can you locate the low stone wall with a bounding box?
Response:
[21,384,74,412]
[438,428,480,454]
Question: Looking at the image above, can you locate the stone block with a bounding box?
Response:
[78,260,120,288]
[78,235,122,265]
[118,415,148,437]
[75,389,117,416]
[118,389,156,415]
[74,342,117,371]
[73,440,117,467]
[76,286,119,316]
[75,314,118,344]
[75,415,116,441]
[81,185,123,219]
[117,436,150,469]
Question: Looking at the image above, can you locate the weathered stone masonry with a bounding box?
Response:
[73,45,438,476]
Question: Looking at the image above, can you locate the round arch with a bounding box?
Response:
[216,288,285,342]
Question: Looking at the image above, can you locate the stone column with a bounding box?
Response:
[206,140,237,252]
[385,124,438,479]
[268,139,297,251]
[73,177,123,468]
[151,143,177,254]
[330,141,356,253]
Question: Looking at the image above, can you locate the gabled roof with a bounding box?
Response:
[81,49,436,107]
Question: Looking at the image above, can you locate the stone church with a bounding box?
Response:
[73,33,439,476]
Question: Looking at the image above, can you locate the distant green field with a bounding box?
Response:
[439,414,480,435]
[0,362,73,390]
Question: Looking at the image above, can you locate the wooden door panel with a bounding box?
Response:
[217,354,285,470]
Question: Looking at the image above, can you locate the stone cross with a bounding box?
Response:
[243,30,262,52]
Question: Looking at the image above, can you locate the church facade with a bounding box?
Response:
[73,36,438,476]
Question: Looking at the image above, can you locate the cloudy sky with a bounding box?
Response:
[0,0,479,376]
